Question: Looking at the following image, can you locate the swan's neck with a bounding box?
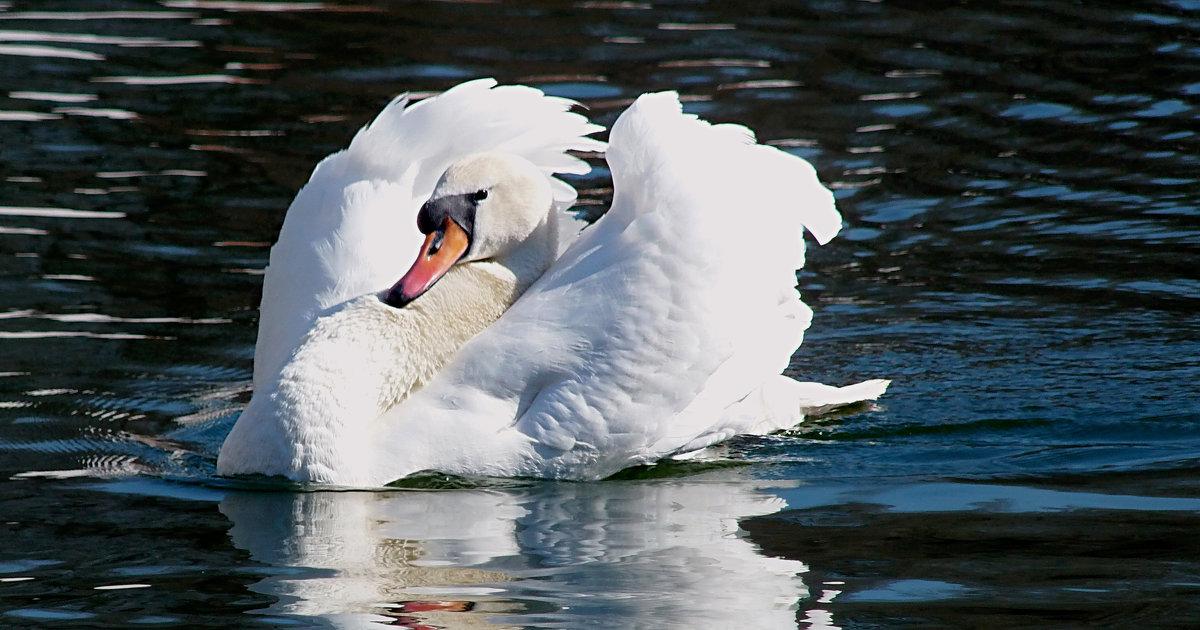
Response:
[218,212,560,485]
[485,210,558,294]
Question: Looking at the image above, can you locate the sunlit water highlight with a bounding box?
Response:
[1,0,1198,627]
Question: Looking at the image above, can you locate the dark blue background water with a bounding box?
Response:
[1,1,1198,627]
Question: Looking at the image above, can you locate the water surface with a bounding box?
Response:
[1,1,1198,628]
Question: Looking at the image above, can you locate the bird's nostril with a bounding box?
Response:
[427,230,446,256]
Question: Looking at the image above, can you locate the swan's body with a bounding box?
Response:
[217,79,888,486]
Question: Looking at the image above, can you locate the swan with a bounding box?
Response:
[217,79,889,486]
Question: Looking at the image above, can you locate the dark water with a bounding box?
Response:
[2,0,1198,627]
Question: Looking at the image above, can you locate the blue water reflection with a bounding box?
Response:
[2,0,1200,627]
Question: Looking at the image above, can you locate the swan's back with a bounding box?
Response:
[385,92,842,480]
[253,79,603,389]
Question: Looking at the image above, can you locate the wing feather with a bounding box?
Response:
[394,91,842,478]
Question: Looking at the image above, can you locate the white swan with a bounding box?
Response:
[217,79,889,486]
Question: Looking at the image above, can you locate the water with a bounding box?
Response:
[1,0,1198,627]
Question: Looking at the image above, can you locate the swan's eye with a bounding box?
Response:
[470,189,489,203]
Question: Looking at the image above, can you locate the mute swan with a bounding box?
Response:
[217,79,889,486]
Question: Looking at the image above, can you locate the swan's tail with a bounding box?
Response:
[739,376,891,436]
[669,377,891,458]
[792,378,892,417]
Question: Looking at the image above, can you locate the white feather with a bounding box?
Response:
[374,91,885,481]
[222,81,889,486]
[253,79,603,389]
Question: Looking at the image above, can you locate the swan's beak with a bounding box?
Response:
[384,218,471,307]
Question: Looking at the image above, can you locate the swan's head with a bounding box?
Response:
[384,153,554,307]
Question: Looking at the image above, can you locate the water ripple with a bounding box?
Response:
[92,74,262,86]
[0,11,198,21]
[0,206,125,219]
[0,29,199,47]
[162,1,381,12]
[0,43,102,60]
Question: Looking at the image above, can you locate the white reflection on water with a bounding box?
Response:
[0,29,198,48]
[220,475,811,629]
[0,111,59,121]
[0,206,125,219]
[0,11,198,21]
[161,1,372,11]
[53,107,139,120]
[92,74,261,86]
[0,43,103,60]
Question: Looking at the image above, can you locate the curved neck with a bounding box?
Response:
[221,207,563,486]
[484,210,558,294]
[222,222,558,485]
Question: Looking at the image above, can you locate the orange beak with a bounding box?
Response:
[385,218,471,307]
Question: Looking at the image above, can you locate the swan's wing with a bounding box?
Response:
[253,79,604,388]
[394,92,844,479]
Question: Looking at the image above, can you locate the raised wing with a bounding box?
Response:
[391,91,841,479]
[253,79,604,388]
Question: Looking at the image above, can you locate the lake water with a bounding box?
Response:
[1,0,1198,627]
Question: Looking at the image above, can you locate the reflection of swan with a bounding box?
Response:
[217,79,888,486]
[220,473,809,628]
[221,490,525,629]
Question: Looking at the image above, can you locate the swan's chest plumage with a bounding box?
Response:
[218,264,521,485]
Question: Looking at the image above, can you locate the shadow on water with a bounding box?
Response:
[0,0,1198,627]
[746,499,1200,628]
